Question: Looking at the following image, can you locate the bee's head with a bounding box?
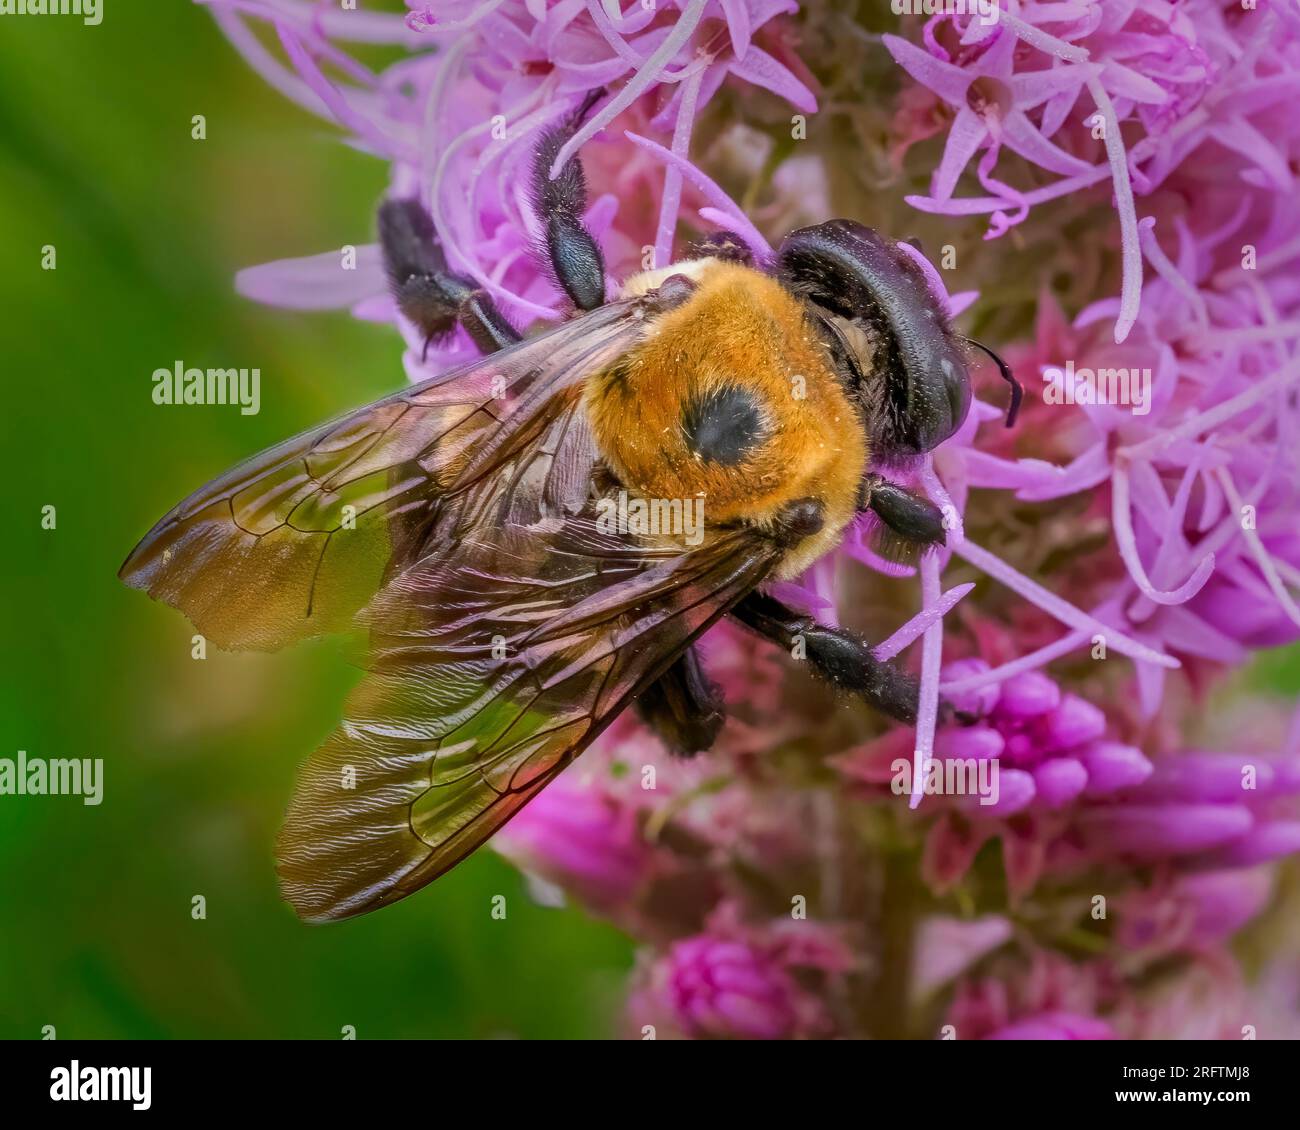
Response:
[775,219,1015,465]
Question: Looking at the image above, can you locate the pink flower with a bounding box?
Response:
[835,650,1300,899]
[206,0,1300,1041]
[493,768,657,911]
[985,1012,1116,1041]
[883,27,1093,223]
[946,950,1119,1040]
[1116,869,1275,952]
[627,912,853,1039]
[208,0,815,376]
[646,936,807,1039]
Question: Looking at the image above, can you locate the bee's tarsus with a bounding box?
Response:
[861,474,946,551]
[731,592,920,724]
[378,197,521,356]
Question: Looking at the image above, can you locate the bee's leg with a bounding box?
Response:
[378,197,520,357]
[532,91,607,312]
[858,473,947,557]
[730,592,920,724]
[636,645,725,758]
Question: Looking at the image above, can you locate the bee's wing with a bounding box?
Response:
[277,515,780,921]
[119,300,648,650]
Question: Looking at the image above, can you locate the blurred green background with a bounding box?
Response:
[0,3,632,1038]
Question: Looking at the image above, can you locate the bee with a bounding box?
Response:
[121,93,1019,922]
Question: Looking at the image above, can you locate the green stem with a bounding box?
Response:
[870,849,918,1039]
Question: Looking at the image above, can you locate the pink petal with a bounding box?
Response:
[1133,753,1276,804]
[882,33,972,105]
[921,814,989,891]
[931,106,990,202]
[954,538,1179,670]
[1198,823,1300,868]
[1033,758,1089,809]
[1085,75,1142,343]
[625,132,773,258]
[910,555,947,809]
[986,1012,1114,1040]
[873,583,974,661]
[966,768,1036,816]
[1002,110,1094,176]
[1080,742,1154,796]
[1079,804,1253,857]
[718,0,752,60]
[1010,65,1093,112]
[235,246,385,309]
[550,0,709,178]
[727,45,817,113]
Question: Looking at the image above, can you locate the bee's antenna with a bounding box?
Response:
[963,336,1022,428]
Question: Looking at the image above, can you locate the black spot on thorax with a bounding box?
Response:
[681,384,767,466]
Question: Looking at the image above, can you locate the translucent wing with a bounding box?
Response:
[277,515,780,921]
[119,299,652,650]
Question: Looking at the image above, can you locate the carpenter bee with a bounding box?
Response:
[121,94,1019,922]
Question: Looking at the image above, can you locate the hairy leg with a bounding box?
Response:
[857,472,947,562]
[530,90,608,312]
[730,591,920,723]
[377,197,521,357]
[636,646,726,758]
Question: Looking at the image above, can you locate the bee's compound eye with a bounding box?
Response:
[890,346,973,458]
[682,384,766,466]
[938,350,972,440]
